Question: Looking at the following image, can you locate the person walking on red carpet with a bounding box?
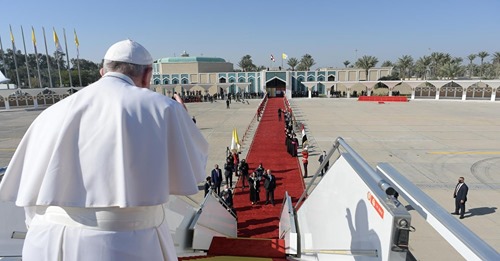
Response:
[224,158,234,188]
[249,172,260,205]
[239,159,249,188]
[263,169,277,206]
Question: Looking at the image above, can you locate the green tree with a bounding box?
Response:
[478,51,489,77]
[396,55,414,80]
[355,55,378,80]
[287,57,299,71]
[296,54,315,71]
[238,55,256,72]
[492,52,500,78]
[414,56,431,80]
[343,60,350,68]
[70,58,100,86]
[440,60,465,79]
[381,60,394,67]
[467,54,477,78]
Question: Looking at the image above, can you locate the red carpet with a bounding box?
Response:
[208,236,285,258]
[234,97,305,239]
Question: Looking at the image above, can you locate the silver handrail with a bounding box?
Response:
[377,163,500,260]
[296,137,397,209]
[302,249,378,257]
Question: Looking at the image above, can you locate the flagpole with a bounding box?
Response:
[32,27,43,88]
[53,28,63,87]
[0,36,10,89]
[74,29,82,87]
[9,25,21,87]
[21,26,32,88]
[42,27,53,88]
[63,28,73,87]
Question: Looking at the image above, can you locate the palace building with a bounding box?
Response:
[151,52,393,98]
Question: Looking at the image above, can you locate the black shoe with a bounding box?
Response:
[459,216,464,219]
[451,212,459,215]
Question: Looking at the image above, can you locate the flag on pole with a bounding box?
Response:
[9,25,21,86]
[74,29,79,56]
[282,53,288,60]
[270,54,275,62]
[31,27,37,48]
[31,27,42,88]
[9,27,16,52]
[230,128,241,152]
[53,29,64,53]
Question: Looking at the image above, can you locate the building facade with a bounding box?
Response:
[151,54,393,98]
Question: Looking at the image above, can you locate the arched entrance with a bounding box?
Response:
[266,78,286,97]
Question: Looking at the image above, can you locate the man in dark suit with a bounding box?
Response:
[211,164,223,195]
[263,169,277,206]
[319,151,329,175]
[239,159,249,188]
[452,176,468,219]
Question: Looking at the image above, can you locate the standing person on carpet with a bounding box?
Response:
[452,176,469,219]
[232,150,240,176]
[255,163,265,179]
[224,158,234,188]
[211,164,223,195]
[291,134,299,157]
[263,169,277,206]
[278,108,282,121]
[0,39,208,261]
[302,147,309,178]
[239,159,249,188]
[249,172,261,205]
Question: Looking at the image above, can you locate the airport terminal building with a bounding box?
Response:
[151,53,393,98]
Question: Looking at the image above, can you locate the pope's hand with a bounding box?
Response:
[174,93,187,111]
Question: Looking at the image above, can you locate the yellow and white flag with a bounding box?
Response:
[282,53,288,60]
[53,28,64,53]
[230,128,241,152]
[74,29,80,56]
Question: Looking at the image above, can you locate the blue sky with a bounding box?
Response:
[3,0,500,69]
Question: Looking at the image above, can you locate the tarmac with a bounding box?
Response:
[1,97,499,260]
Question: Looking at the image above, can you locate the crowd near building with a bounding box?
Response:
[2,51,500,110]
[150,52,500,102]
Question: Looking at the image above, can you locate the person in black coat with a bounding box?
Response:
[452,176,469,219]
[263,169,277,206]
[255,163,265,179]
[224,158,234,188]
[204,176,212,197]
[248,172,260,205]
[211,164,223,195]
[239,159,249,188]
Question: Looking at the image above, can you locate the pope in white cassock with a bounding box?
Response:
[0,39,208,260]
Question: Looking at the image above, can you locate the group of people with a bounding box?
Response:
[247,164,277,206]
[281,108,299,158]
[206,157,278,208]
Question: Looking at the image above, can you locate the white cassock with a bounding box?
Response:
[0,72,208,260]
